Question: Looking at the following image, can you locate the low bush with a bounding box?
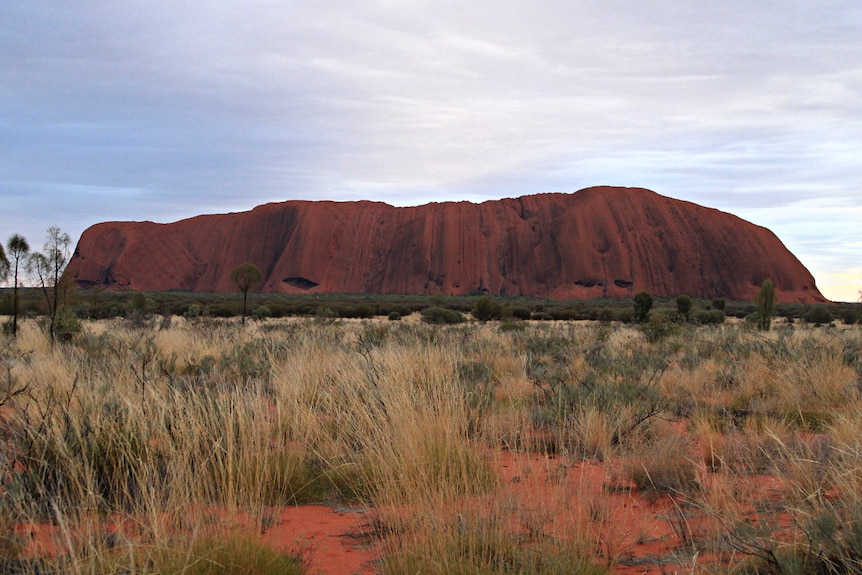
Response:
[53,310,83,342]
[841,308,859,325]
[500,319,526,332]
[548,307,579,321]
[690,309,725,325]
[639,315,677,342]
[614,306,635,323]
[347,304,375,319]
[589,307,615,322]
[473,296,503,321]
[804,304,834,325]
[184,303,205,320]
[421,306,466,324]
[510,306,532,320]
[252,305,272,321]
[531,312,554,321]
[314,306,338,323]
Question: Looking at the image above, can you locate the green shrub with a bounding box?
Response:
[391,304,413,317]
[207,303,237,318]
[840,308,859,325]
[315,306,338,323]
[472,296,503,321]
[184,304,204,320]
[354,304,375,319]
[421,306,466,325]
[614,306,635,323]
[429,294,448,307]
[592,307,614,322]
[803,304,833,325]
[691,309,725,325]
[639,315,677,342]
[53,310,83,342]
[378,303,413,318]
[129,291,150,314]
[388,311,402,321]
[510,306,532,320]
[548,307,578,321]
[500,319,526,332]
[251,305,272,321]
[745,311,761,327]
[267,303,287,318]
[676,294,692,320]
[633,291,653,323]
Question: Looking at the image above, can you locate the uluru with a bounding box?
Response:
[65,186,825,303]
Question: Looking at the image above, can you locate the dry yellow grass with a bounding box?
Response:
[1,316,860,573]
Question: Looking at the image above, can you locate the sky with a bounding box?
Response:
[1,1,860,302]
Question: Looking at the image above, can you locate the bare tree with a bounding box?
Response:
[27,226,72,344]
[6,234,30,337]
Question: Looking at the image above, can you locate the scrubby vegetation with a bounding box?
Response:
[4,284,861,327]
[0,312,861,573]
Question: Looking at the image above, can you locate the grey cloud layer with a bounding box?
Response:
[1,1,860,298]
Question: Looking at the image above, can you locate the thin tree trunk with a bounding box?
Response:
[11,264,19,337]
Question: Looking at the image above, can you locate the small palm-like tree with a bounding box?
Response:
[0,244,9,285]
[231,263,263,325]
[6,234,30,337]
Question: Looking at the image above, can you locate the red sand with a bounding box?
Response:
[496,451,681,574]
[260,505,376,575]
[15,451,794,574]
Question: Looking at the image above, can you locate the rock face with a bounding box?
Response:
[66,187,825,302]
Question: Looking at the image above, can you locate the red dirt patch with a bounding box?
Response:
[14,452,796,574]
[259,505,376,575]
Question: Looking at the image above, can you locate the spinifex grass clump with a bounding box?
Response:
[308,327,499,506]
[379,504,609,575]
[150,531,308,575]
[519,324,668,458]
[659,326,860,426]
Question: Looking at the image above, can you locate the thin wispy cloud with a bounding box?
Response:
[1,1,860,300]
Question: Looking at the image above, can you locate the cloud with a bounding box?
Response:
[1,1,860,300]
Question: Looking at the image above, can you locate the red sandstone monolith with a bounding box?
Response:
[65,187,825,302]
